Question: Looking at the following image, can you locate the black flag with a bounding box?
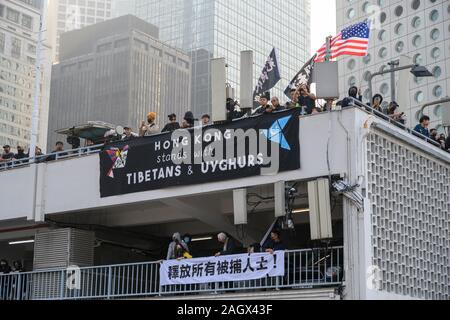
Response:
[284,54,316,98]
[253,48,281,108]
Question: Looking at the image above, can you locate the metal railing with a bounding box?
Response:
[348,97,444,149]
[0,144,104,172]
[0,247,343,300]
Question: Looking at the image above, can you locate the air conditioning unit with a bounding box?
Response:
[33,228,95,270]
[31,228,95,299]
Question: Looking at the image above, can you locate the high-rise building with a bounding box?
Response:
[47,15,191,148]
[48,0,112,61]
[0,0,52,152]
[337,0,449,131]
[135,0,311,117]
[111,0,136,17]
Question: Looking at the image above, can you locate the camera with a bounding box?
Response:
[66,136,81,149]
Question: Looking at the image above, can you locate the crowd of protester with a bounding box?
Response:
[165,229,286,261]
[1,84,449,168]
[0,259,24,274]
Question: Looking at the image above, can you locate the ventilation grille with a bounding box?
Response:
[367,133,450,300]
[33,228,95,270]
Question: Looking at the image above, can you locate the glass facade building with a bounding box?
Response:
[136,0,311,117]
[47,16,191,148]
[0,0,52,152]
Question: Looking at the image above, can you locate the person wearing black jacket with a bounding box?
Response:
[263,229,286,254]
[337,86,363,108]
[0,259,11,274]
[215,233,239,256]
[14,146,27,160]
[162,114,181,133]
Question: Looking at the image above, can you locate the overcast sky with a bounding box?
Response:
[311,0,337,56]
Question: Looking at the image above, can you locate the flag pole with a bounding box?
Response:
[325,36,332,62]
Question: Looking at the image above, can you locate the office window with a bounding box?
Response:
[0,33,5,53]
[6,8,20,23]
[11,37,21,59]
[22,14,33,30]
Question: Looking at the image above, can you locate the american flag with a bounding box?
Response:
[315,21,371,63]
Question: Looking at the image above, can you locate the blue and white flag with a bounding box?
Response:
[253,48,281,108]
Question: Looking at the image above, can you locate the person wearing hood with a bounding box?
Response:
[166,232,191,260]
[0,259,11,274]
[140,112,160,137]
[181,111,195,129]
[337,86,363,108]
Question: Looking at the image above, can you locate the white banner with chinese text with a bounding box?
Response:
[160,251,285,286]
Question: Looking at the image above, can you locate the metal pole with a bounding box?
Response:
[419,96,450,115]
[29,0,47,160]
[368,72,374,106]
[388,60,399,102]
[325,36,332,62]
[368,64,416,103]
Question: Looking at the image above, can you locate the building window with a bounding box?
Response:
[431,47,440,59]
[0,4,4,17]
[27,43,36,53]
[363,53,371,64]
[347,8,355,20]
[430,28,440,41]
[432,66,441,78]
[432,85,442,98]
[11,37,21,59]
[411,16,421,29]
[22,14,33,30]
[0,33,5,54]
[415,91,424,103]
[6,8,20,23]
[429,10,439,22]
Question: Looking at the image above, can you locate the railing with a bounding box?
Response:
[348,97,443,149]
[0,144,104,172]
[0,247,343,300]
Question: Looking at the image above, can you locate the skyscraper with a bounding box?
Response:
[47,15,191,148]
[47,0,112,61]
[0,0,52,151]
[111,0,137,17]
[337,0,449,131]
[136,0,311,117]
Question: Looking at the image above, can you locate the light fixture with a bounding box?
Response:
[9,239,35,245]
[191,236,213,242]
[293,208,310,214]
[410,65,433,78]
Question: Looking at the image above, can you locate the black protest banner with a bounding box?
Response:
[99,109,300,198]
[253,48,281,108]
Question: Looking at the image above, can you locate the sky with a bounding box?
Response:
[311,0,337,56]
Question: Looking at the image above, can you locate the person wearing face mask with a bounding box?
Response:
[166,232,191,260]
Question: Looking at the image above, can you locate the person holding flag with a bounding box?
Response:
[252,48,281,113]
[254,92,272,115]
[284,20,371,112]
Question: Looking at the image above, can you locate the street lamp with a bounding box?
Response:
[368,62,433,104]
